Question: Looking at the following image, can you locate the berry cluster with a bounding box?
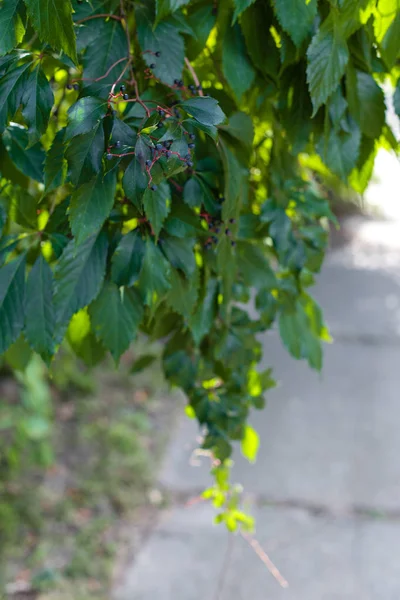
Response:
[203,211,237,249]
[66,83,80,91]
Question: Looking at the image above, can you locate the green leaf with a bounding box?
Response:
[53,232,108,338]
[189,276,218,345]
[66,97,108,141]
[24,254,55,362]
[237,243,276,289]
[241,425,259,463]
[23,0,77,63]
[222,23,256,102]
[164,203,204,237]
[143,180,171,239]
[122,157,148,209]
[273,0,317,47]
[220,112,254,151]
[0,61,31,132]
[394,78,400,119]
[21,65,54,146]
[0,254,25,355]
[44,128,67,193]
[185,3,215,60]
[131,353,157,374]
[307,15,349,115]
[317,117,361,180]
[9,189,37,229]
[4,334,32,371]
[136,5,184,86]
[138,237,171,304]
[0,0,25,56]
[156,0,190,24]
[89,282,143,363]
[241,2,280,80]
[166,268,198,319]
[232,0,256,22]
[111,230,146,287]
[160,235,196,277]
[179,96,226,126]
[183,177,203,208]
[380,13,400,68]
[3,124,45,181]
[65,122,104,185]
[346,67,385,139]
[69,169,116,245]
[219,138,245,220]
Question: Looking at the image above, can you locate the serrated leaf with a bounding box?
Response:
[307,15,349,115]
[23,0,77,63]
[0,254,25,355]
[273,0,317,47]
[160,235,196,277]
[237,242,276,289]
[241,425,259,462]
[219,138,245,220]
[189,276,218,345]
[69,169,116,245]
[66,97,108,141]
[220,112,254,150]
[185,3,215,60]
[0,0,25,56]
[241,2,280,80]
[179,96,226,126]
[89,282,143,362]
[222,23,256,101]
[232,0,256,22]
[136,5,184,86]
[380,12,400,69]
[44,128,67,193]
[346,67,385,139]
[122,157,148,209]
[164,203,203,237]
[10,189,37,229]
[111,230,146,286]
[143,180,171,239]
[166,268,198,319]
[3,124,45,181]
[184,118,218,140]
[183,177,203,208]
[0,61,32,132]
[135,135,151,170]
[279,297,324,370]
[24,254,55,362]
[138,237,171,304]
[65,122,104,185]
[130,353,157,374]
[317,117,361,180]
[156,0,190,24]
[21,65,54,146]
[53,232,108,338]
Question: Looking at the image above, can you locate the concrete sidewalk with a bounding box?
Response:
[114,217,400,600]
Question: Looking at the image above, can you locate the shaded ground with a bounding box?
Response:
[113,215,400,600]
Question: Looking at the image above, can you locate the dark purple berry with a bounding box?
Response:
[112,109,117,116]
[188,143,195,149]
[106,153,113,160]
[231,241,236,247]
[155,51,161,57]
[145,159,152,167]
[120,84,126,92]
[188,84,195,91]
[155,143,163,150]
[178,80,184,87]
[215,227,220,233]
[186,160,193,168]
[150,63,156,69]
[73,83,79,91]
[174,79,180,85]
[197,84,202,91]
[225,228,231,235]
[166,151,171,158]
[158,109,165,117]
[189,133,195,140]
[157,122,163,128]
[123,93,129,100]
[229,218,236,224]
[212,236,218,243]
[66,83,73,90]
[115,140,121,148]
[151,184,157,191]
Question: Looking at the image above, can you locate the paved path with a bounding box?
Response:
[114,216,400,600]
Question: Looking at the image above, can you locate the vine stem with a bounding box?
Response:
[185,57,204,96]
[76,13,122,24]
[78,57,129,84]
[240,531,289,588]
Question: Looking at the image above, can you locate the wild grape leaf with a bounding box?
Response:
[183,177,204,208]
[185,3,215,60]
[53,232,108,338]
[66,97,108,141]
[44,128,67,193]
[0,0,25,56]
[135,136,151,170]
[143,180,171,238]
[24,254,55,362]
[65,122,104,185]
[122,157,148,208]
[241,425,259,462]
[136,4,184,86]
[2,124,45,182]
[273,0,317,47]
[240,2,280,80]
[0,61,31,132]
[380,12,400,68]
[0,254,25,354]
[110,117,136,149]
[346,66,385,139]
[89,282,143,362]
[111,230,146,286]
[160,235,196,277]
[179,97,226,126]
[222,23,255,101]
[220,112,254,150]
[232,0,256,22]
[317,117,361,180]
[307,15,349,115]
[23,0,77,63]
[237,243,276,289]
[166,268,198,319]
[69,169,117,245]
[21,65,54,146]
[138,237,171,304]
[164,203,203,238]
[219,138,245,220]
[80,18,128,98]
[156,0,190,24]
[279,299,323,370]
[9,189,37,229]
[184,118,218,140]
[189,277,218,345]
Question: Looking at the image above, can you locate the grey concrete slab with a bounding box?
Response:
[113,504,229,600]
[161,337,400,511]
[221,505,400,600]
